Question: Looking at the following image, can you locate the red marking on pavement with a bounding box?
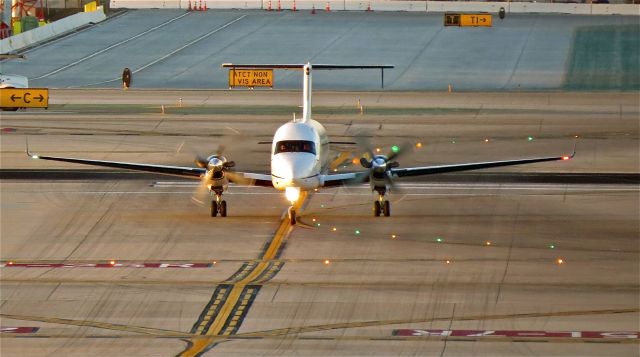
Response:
[0,263,212,268]
[0,327,40,333]
[1,128,17,132]
[393,329,639,339]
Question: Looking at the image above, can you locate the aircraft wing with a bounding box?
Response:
[391,153,574,178]
[321,172,369,187]
[27,152,273,186]
[28,153,206,178]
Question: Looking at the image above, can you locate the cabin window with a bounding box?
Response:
[275,140,316,155]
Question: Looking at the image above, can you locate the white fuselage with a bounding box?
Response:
[271,119,328,191]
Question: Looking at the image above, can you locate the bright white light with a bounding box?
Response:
[31,154,39,159]
[285,186,300,203]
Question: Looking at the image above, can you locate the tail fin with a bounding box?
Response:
[222,63,393,122]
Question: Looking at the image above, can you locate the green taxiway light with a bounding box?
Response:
[528,136,534,141]
[355,229,361,235]
[391,145,399,153]
[436,237,443,243]
[549,244,556,249]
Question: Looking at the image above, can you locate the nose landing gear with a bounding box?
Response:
[288,206,296,225]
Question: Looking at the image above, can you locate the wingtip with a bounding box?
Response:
[25,137,39,159]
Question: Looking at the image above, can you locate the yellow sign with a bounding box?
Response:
[444,13,492,27]
[84,1,97,12]
[228,69,273,88]
[0,88,49,108]
[461,14,492,27]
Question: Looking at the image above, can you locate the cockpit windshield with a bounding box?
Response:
[275,140,316,155]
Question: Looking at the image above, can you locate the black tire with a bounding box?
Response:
[211,201,218,217]
[220,200,227,217]
[290,209,296,225]
[383,200,390,217]
[374,201,381,217]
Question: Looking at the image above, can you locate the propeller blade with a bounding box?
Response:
[195,155,208,168]
[216,144,226,157]
[360,157,372,168]
[226,171,254,186]
[191,173,210,206]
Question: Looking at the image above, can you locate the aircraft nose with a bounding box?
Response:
[272,153,316,181]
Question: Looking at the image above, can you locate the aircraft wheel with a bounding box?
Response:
[374,201,381,217]
[220,200,227,217]
[289,208,296,225]
[211,201,218,217]
[383,200,390,217]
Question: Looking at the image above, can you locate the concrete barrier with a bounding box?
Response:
[0,6,107,53]
[108,0,639,15]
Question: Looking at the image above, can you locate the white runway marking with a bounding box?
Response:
[33,12,192,80]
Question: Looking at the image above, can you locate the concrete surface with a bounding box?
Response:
[1,11,638,90]
[1,90,638,356]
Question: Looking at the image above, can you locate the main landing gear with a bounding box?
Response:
[210,192,227,217]
[373,188,390,217]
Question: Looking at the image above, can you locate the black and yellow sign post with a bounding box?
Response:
[0,88,49,109]
[444,13,492,27]
[228,69,273,88]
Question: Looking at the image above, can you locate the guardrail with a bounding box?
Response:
[0,6,107,53]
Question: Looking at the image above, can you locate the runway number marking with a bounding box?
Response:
[0,88,48,108]
[0,327,40,333]
[393,329,639,339]
[228,69,273,88]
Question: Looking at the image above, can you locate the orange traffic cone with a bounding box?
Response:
[325,1,330,11]
[311,4,316,14]
[367,1,372,11]
[292,0,297,11]
[204,1,207,11]
[277,0,281,11]
[188,0,192,11]
[198,0,203,11]
[267,0,272,10]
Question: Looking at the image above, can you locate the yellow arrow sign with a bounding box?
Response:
[460,14,492,27]
[0,88,49,108]
[228,69,273,88]
[444,13,492,27]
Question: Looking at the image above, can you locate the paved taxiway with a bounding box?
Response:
[1,91,639,356]
[2,11,638,90]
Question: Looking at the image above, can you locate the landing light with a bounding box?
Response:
[31,154,39,159]
[285,186,300,203]
[324,259,330,265]
[556,258,564,265]
[109,260,116,265]
[391,234,397,239]
[375,148,381,153]
[485,241,492,246]
[415,142,423,148]
[562,156,570,161]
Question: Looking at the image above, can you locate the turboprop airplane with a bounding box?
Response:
[27,63,575,224]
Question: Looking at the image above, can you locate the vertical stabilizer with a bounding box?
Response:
[302,63,312,121]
